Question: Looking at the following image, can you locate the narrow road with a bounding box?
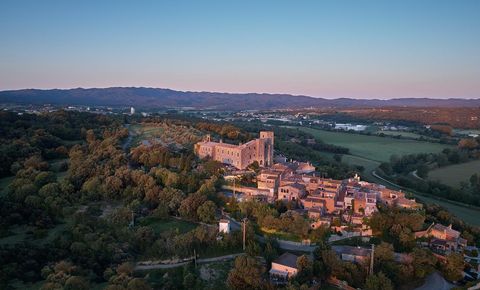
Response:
[135,253,244,270]
[411,169,423,180]
[414,272,454,290]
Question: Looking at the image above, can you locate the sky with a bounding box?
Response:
[0,0,479,99]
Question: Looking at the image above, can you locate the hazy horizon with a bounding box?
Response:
[1,85,479,101]
[1,0,480,99]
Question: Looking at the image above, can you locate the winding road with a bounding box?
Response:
[414,272,454,290]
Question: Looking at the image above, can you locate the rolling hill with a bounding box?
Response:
[0,87,479,110]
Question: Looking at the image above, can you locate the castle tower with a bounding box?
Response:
[259,131,274,167]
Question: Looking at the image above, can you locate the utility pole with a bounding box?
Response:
[193,249,197,268]
[233,177,236,200]
[369,244,375,275]
[129,211,135,228]
[242,218,248,251]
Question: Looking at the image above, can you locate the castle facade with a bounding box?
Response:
[194,131,274,170]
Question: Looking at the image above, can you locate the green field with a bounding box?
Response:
[301,127,453,162]
[428,159,480,188]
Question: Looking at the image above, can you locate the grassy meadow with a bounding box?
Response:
[428,159,480,188]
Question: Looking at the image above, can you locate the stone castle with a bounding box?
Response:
[194,131,274,170]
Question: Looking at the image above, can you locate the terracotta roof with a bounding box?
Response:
[284,182,306,190]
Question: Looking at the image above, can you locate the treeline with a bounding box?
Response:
[395,177,480,206]
[378,145,480,205]
[0,110,122,178]
[348,107,480,129]
[379,147,476,177]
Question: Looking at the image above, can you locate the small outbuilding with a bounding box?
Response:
[269,252,299,284]
[219,219,231,234]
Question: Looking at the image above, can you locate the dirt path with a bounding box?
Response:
[135,253,244,270]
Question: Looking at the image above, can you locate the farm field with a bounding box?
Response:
[428,159,480,188]
[375,130,438,141]
[300,127,454,162]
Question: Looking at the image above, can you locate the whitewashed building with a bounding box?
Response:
[219,219,231,234]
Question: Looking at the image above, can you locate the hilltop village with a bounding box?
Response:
[195,131,422,221]
[195,131,475,286]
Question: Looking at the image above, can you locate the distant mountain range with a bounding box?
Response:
[0,87,479,110]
